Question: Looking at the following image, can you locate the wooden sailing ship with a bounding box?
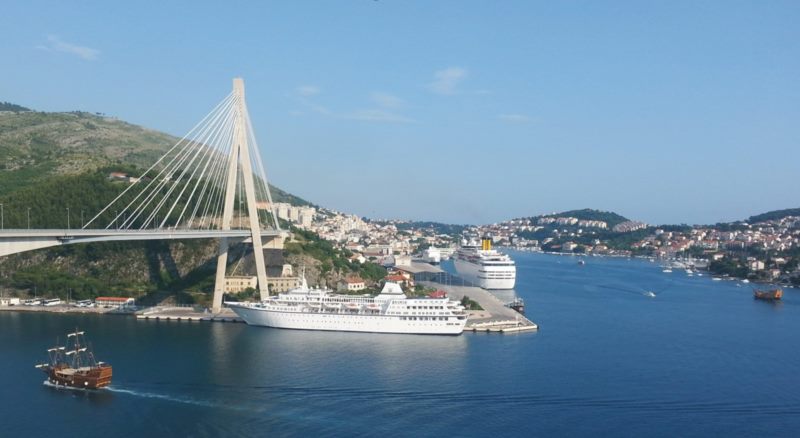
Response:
[35,329,112,390]
[753,288,783,301]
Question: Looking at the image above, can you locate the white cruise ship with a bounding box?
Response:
[226,279,468,335]
[454,237,516,289]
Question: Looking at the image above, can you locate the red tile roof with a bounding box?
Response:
[428,290,447,298]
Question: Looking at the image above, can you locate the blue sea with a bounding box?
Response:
[3,251,799,437]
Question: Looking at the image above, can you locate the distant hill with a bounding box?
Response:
[747,208,800,223]
[0,101,31,112]
[532,208,630,228]
[0,108,329,302]
[391,221,468,236]
[0,110,309,205]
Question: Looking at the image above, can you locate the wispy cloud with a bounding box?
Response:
[36,35,99,61]
[429,67,467,95]
[292,87,414,123]
[497,113,537,123]
[370,92,405,109]
[345,109,414,123]
[296,85,321,97]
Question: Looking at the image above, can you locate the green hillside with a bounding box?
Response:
[0,101,31,112]
[387,221,468,236]
[0,111,172,193]
[0,108,344,303]
[0,110,310,206]
[747,208,800,223]
[532,208,629,227]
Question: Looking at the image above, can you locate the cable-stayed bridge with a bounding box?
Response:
[0,78,285,312]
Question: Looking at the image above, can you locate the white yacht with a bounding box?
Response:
[423,247,442,264]
[226,279,468,335]
[454,237,516,289]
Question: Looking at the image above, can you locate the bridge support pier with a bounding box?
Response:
[211,78,274,313]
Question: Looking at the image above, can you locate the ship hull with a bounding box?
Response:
[453,258,516,289]
[43,365,112,390]
[754,289,782,301]
[229,304,466,335]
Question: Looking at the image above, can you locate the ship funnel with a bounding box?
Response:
[481,237,492,251]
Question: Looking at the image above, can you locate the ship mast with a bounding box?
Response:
[66,329,87,369]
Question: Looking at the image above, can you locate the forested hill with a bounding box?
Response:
[747,208,800,223]
[0,109,310,205]
[0,106,329,304]
[0,101,31,112]
[530,208,629,228]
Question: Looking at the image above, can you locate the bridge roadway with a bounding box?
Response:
[0,228,283,257]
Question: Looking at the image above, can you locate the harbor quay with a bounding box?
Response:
[135,306,242,323]
[135,259,536,331]
[0,303,129,316]
[418,281,538,333]
[397,260,538,333]
[133,282,538,333]
[0,262,535,332]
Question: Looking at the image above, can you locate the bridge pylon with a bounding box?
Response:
[211,78,272,313]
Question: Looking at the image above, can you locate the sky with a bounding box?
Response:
[1,1,798,225]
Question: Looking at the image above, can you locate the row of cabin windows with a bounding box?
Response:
[400,316,450,321]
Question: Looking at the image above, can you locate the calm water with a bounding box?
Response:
[3,252,800,437]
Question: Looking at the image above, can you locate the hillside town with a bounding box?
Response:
[470,213,800,285]
[276,205,800,286]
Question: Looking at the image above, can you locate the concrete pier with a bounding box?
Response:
[418,281,538,333]
[135,307,243,323]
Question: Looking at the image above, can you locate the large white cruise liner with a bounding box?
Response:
[226,279,468,335]
[454,237,516,289]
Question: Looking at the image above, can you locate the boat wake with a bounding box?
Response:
[106,386,234,409]
[95,381,800,419]
[208,383,800,417]
[43,379,101,392]
[595,283,670,298]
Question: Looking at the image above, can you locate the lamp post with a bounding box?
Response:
[27,208,31,229]
[1,203,3,230]
[81,210,84,228]
[66,207,70,230]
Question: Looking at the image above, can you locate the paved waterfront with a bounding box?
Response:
[398,260,445,274]
[419,281,537,331]
[136,306,241,322]
[0,304,128,315]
